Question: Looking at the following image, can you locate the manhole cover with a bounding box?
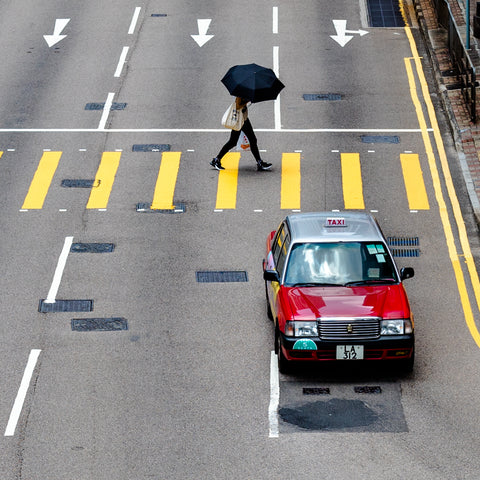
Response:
[85,103,127,111]
[354,386,382,394]
[387,237,419,247]
[132,144,171,152]
[71,317,128,331]
[303,387,330,395]
[303,93,342,101]
[391,248,420,257]
[61,179,95,188]
[366,0,405,27]
[136,202,186,213]
[196,271,248,283]
[361,135,400,144]
[39,299,93,313]
[70,243,115,253]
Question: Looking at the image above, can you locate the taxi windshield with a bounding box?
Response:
[284,242,398,286]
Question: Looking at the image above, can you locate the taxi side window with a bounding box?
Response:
[272,224,285,265]
[272,224,290,276]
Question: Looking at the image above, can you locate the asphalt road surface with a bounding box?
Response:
[1,1,480,479]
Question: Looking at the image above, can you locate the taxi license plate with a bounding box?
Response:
[336,345,364,360]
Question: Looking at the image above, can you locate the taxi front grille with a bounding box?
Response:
[318,318,380,340]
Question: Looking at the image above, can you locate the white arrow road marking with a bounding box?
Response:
[44,18,70,47]
[191,19,214,47]
[330,19,368,47]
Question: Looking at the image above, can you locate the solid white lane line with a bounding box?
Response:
[98,92,115,130]
[269,350,280,438]
[128,7,142,34]
[114,46,129,77]
[273,46,281,130]
[44,236,73,304]
[273,7,278,34]
[5,349,41,437]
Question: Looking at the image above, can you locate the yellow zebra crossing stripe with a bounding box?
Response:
[151,152,181,210]
[281,153,301,210]
[215,152,240,210]
[341,153,365,210]
[22,151,62,209]
[17,150,430,213]
[86,152,121,209]
[400,153,430,210]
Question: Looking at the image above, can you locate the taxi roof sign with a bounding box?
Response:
[325,217,346,227]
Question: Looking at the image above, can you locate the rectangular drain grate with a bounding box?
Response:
[354,386,382,394]
[387,237,419,247]
[196,271,248,283]
[71,317,128,331]
[61,179,95,188]
[136,202,186,213]
[391,248,420,257]
[303,387,330,395]
[39,299,93,313]
[85,103,127,111]
[303,93,342,101]
[70,243,115,253]
[133,144,171,152]
[151,13,167,17]
[366,0,405,27]
[361,135,400,144]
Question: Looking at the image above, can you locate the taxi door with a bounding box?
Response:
[266,222,291,323]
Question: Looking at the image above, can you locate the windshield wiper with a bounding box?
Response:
[292,282,343,287]
[344,279,397,287]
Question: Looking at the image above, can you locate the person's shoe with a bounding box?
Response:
[257,160,272,171]
[210,158,224,170]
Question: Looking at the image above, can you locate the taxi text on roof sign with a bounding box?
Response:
[325,217,346,227]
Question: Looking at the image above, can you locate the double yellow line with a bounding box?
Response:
[405,26,480,346]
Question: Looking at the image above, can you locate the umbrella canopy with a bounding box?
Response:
[221,63,285,103]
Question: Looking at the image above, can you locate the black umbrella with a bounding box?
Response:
[221,63,285,103]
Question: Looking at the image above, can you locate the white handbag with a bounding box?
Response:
[221,102,244,131]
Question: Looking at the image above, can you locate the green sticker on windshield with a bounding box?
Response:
[367,245,377,254]
[376,254,386,263]
[376,244,385,253]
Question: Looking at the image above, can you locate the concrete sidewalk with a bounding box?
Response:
[412,0,480,223]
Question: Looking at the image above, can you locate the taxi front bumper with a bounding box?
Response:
[280,332,414,361]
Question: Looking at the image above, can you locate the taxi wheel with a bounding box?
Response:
[399,348,415,374]
[276,330,291,374]
[265,282,273,320]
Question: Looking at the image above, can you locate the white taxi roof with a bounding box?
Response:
[285,212,386,244]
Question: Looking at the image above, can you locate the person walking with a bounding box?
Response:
[210,97,272,171]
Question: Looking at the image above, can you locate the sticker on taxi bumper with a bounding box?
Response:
[293,339,317,350]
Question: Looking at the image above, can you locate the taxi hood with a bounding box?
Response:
[285,285,410,320]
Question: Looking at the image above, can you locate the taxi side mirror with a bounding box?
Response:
[400,267,414,280]
[264,270,280,282]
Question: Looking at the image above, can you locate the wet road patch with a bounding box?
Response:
[280,398,378,430]
[279,381,407,433]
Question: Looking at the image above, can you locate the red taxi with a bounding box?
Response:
[263,212,415,373]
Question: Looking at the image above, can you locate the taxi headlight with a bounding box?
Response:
[285,321,318,337]
[380,319,413,335]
